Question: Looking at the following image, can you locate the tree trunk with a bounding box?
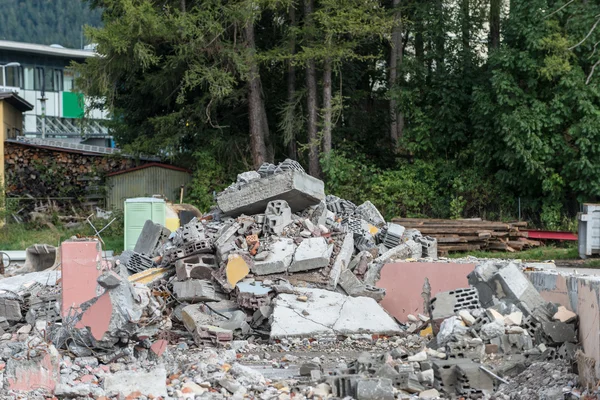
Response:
[246,20,268,168]
[322,58,332,155]
[260,84,274,163]
[287,5,297,160]
[305,0,320,177]
[180,0,186,12]
[435,0,445,72]
[461,0,470,52]
[489,0,501,51]
[389,0,403,148]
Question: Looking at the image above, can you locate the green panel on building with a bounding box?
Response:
[62,92,84,118]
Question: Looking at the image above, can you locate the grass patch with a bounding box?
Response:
[0,223,124,253]
[447,245,579,261]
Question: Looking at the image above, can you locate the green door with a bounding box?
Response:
[124,198,166,251]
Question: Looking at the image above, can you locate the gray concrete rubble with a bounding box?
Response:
[0,163,588,399]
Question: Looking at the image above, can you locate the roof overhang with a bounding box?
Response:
[0,92,34,112]
[0,40,96,59]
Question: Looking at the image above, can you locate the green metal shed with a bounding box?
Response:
[105,163,192,209]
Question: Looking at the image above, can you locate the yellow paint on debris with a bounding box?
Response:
[420,325,433,337]
[128,267,171,285]
[226,254,249,287]
[368,224,379,235]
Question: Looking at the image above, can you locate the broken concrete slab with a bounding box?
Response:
[329,232,354,288]
[356,378,394,400]
[338,269,385,301]
[0,297,22,321]
[355,201,386,227]
[6,344,60,392]
[252,239,295,275]
[289,237,333,272]
[61,240,105,319]
[103,366,167,398]
[469,261,549,320]
[270,288,401,339]
[217,170,325,217]
[541,321,577,344]
[134,219,170,256]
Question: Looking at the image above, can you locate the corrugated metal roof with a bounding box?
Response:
[6,137,161,161]
[106,163,192,177]
[0,40,96,59]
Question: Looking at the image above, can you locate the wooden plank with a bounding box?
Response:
[436,237,468,243]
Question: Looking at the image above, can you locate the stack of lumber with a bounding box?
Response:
[391,218,542,255]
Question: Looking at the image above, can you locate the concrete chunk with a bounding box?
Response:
[329,233,354,288]
[356,378,394,400]
[289,237,333,272]
[270,288,401,339]
[338,269,385,301]
[173,280,224,302]
[553,306,577,323]
[217,170,325,217]
[253,239,296,275]
[103,367,167,398]
[355,201,386,227]
[0,298,22,321]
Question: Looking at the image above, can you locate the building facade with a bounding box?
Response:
[0,40,110,147]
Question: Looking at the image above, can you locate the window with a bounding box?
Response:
[5,66,21,88]
[23,66,34,90]
[64,69,75,91]
[44,68,54,92]
[54,69,63,91]
[34,67,43,90]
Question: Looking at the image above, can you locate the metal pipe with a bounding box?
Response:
[479,366,509,385]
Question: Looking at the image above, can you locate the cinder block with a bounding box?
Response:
[431,287,480,321]
[263,200,293,235]
[126,251,156,273]
[173,280,224,302]
[455,360,495,396]
[134,220,171,256]
[175,254,217,281]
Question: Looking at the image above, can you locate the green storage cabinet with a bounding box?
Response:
[124,198,167,251]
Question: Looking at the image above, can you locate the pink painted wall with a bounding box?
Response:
[60,240,106,318]
[377,262,476,322]
[7,350,60,391]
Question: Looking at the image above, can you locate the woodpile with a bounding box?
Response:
[391,217,542,255]
[4,142,138,220]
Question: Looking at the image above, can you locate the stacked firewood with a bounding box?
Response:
[391,218,541,255]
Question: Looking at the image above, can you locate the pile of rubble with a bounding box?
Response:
[0,160,590,399]
[109,159,437,345]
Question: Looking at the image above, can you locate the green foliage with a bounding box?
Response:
[72,0,600,231]
[185,150,237,212]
